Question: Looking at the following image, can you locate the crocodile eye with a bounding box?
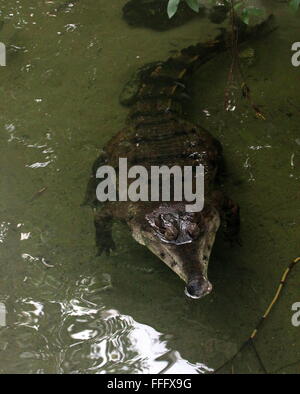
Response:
[186,223,200,239]
[164,226,178,241]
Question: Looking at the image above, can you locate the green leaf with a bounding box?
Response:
[290,0,300,11]
[167,0,181,18]
[241,8,250,25]
[241,6,265,24]
[185,0,201,13]
[234,2,244,11]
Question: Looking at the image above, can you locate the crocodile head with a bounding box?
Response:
[129,203,221,299]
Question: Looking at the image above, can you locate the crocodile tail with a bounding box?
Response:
[128,15,275,123]
[128,37,227,122]
[168,14,275,79]
[132,35,227,112]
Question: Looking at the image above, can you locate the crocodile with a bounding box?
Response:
[84,16,274,299]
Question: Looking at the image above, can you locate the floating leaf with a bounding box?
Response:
[234,1,244,11]
[167,0,181,18]
[241,6,265,25]
[185,0,201,13]
[241,8,250,25]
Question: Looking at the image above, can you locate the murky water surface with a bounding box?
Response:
[0,0,299,373]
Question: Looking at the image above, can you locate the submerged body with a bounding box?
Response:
[85,18,273,299]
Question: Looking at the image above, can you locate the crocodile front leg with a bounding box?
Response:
[212,191,241,245]
[94,208,116,256]
[82,151,108,208]
[221,197,241,246]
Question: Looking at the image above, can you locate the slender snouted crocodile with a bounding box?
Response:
[84,16,274,299]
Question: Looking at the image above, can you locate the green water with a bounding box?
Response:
[0,0,299,374]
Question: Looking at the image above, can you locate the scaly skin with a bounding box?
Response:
[85,17,274,299]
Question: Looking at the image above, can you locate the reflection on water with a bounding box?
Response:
[1,274,212,373]
[0,0,299,374]
[60,305,212,374]
[0,222,10,243]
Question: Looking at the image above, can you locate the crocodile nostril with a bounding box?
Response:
[184,277,212,299]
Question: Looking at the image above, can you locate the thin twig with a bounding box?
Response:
[213,257,300,374]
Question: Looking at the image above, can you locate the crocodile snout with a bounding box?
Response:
[185,276,212,299]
